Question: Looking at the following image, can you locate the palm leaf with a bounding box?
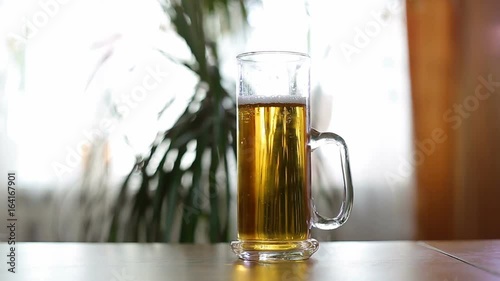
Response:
[106,0,248,243]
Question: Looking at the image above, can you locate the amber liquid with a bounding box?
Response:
[237,100,311,241]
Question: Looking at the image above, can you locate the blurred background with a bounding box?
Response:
[0,0,498,243]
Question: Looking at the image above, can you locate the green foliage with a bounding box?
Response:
[107,0,245,242]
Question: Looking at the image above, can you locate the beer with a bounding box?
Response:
[232,51,353,261]
[237,96,311,241]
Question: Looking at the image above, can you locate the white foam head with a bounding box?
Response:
[238,95,307,105]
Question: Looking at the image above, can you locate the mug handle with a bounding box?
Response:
[310,128,354,230]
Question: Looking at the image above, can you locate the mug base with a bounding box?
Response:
[230,239,319,262]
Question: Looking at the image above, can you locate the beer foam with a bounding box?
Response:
[238,95,307,105]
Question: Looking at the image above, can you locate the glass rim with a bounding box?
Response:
[236,51,310,62]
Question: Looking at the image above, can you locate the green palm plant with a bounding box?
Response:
[107,0,247,243]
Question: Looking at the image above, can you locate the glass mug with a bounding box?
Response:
[230,51,354,262]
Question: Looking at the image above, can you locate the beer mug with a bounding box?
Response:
[230,51,354,262]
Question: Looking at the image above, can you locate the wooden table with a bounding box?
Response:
[1,241,499,281]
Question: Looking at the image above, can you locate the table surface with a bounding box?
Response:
[1,240,499,281]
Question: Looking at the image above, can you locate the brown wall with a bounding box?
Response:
[407,0,500,239]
